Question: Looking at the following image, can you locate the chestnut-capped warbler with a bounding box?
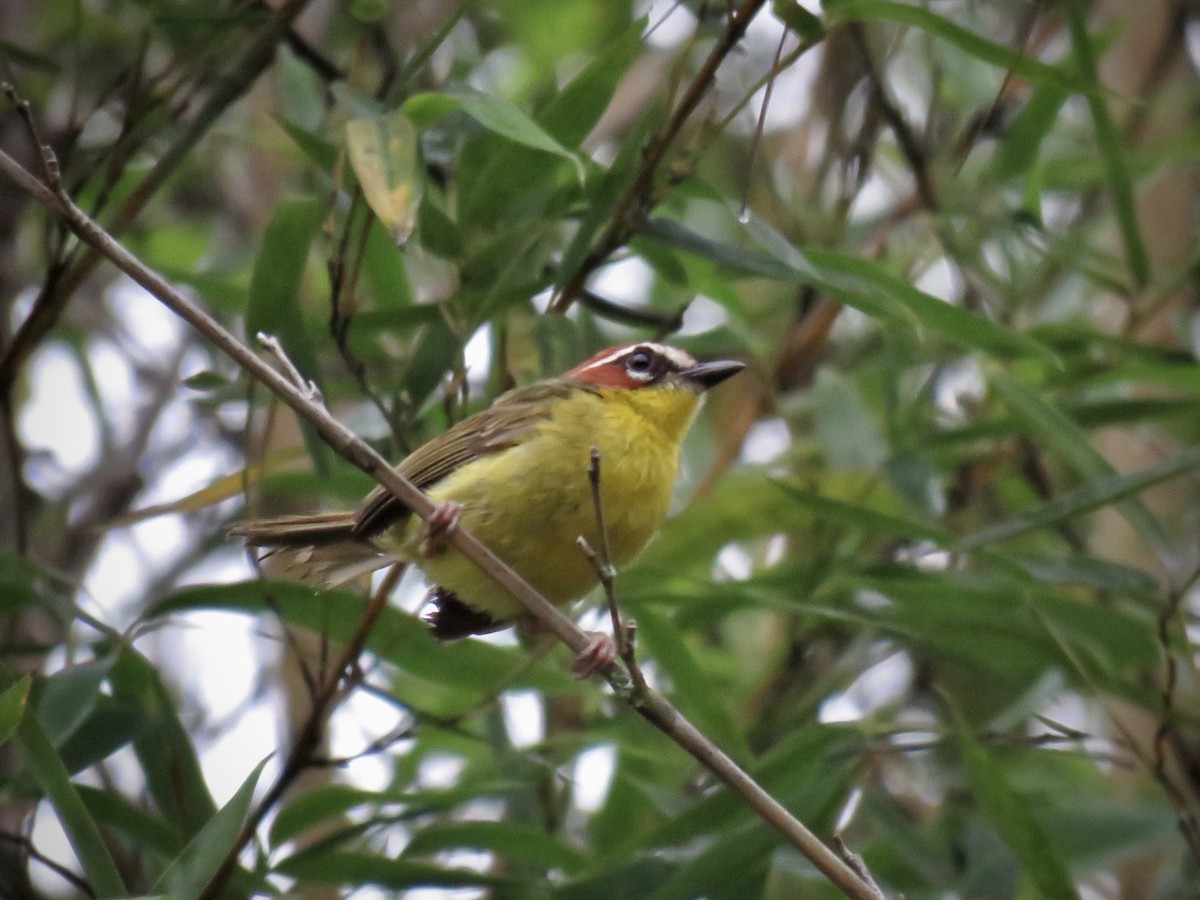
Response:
[232,343,744,675]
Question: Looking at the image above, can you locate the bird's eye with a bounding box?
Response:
[626,350,654,374]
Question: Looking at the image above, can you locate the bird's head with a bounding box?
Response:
[565,343,745,393]
[565,343,745,441]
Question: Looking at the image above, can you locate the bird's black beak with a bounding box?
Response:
[682,358,745,390]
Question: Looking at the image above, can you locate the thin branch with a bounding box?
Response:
[0,832,96,898]
[0,145,886,900]
[1153,559,1200,862]
[579,447,648,692]
[740,22,789,221]
[848,22,938,212]
[549,0,770,312]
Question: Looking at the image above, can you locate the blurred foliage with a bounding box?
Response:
[1,0,1199,898]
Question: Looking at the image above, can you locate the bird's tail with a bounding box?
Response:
[230,513,389,588]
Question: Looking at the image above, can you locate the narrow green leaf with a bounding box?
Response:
[270,784,375,848]
[247,196,329,471]
[991,85,1069,182]
[949,700,1080,899]
[634,608,752,764]
[401,91,461,128]
[78,785,182,860]
[537,27,643,146]
[990,372,1169,554]
[644,214,1057,360]
[151,757,268,900]
[59,695,151,775]
[275,849,506,889]
[1065,5,1148,289]
[6,670,126,897]
[826,0,1083,93]
[959,446,1200,549]
[35,656,114,747]
[771,480,950,543]
[403,821,588,873]
[271,782,523,848]
[798,245,1056,361]
[107,647,218,839]
[246,196,325,384]
[456,93,584,180]
[0,675,31,745]
[181,370,230,392]
[773,0,823,41]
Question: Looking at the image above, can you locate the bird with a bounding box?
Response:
[231,342,745,676]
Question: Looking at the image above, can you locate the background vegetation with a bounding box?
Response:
[1,0,1198,897]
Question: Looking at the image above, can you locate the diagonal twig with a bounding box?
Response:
[578,446,648,693]
[549,0,770,313]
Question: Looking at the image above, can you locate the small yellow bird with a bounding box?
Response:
[232,342,744,674]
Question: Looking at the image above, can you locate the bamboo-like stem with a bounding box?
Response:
[0,144,886,900]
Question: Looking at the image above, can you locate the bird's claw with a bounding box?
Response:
[420,501,462,558]
[571,631,616,679]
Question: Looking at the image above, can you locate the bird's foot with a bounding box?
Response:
[571,631,616,679]
[419,501,462,558]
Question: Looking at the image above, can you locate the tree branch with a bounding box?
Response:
[549,0,770,313]
[0,145,886,900]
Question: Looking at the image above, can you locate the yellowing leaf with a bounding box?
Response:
[100,448,306,530]
[345,110,422,245]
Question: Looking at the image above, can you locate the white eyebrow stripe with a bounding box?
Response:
[575,343,698,374]
[574,347,631,373]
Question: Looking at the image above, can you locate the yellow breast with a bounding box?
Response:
[375,383,702,622]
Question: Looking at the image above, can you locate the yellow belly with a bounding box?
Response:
[375,387,698,622]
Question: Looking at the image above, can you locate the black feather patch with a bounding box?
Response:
[426,588,506,641]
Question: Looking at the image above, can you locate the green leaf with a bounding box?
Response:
[537,28,643,146]
[6,669,126,897]
[247,196,329,471]
[274,849,507,889]
[455,93,584,180]
[404,821,588,873]
[991,85,1070,182]
[974,374,1190,549]
[270,782,523,848]
[35,655,115,747]
[825,0,1083,93]
[770,480,949,543]
[1065,5,1148,289]
[151,757,268,900]
[0,675,31,745]
[645,214,1057,360]
[59,695,151,774]
[773,0,823,41]
[811,370,888,470]
[949,700,1080,899]
[181,370,230,392]
[79,785,183,860]
[345,109,423,244]
[634,608,752,764]
[246,196,325,385]
[107,647,218,839]
[401,91,462,129]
